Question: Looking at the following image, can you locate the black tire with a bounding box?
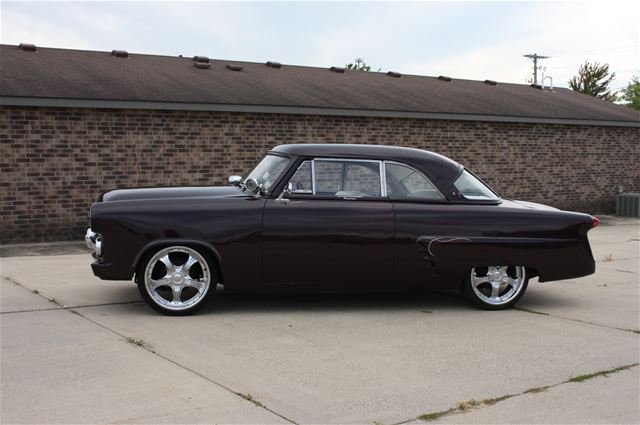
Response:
[463,266,529,310]
[136,245,217,316]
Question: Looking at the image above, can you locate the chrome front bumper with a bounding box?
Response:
[84,228,103,257]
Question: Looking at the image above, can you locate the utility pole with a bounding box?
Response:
[523,53,550,85]
[354,58,364,70]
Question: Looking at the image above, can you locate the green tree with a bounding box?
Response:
[568,62,617,101]
[620,75,640,110]
[346,58,371,72]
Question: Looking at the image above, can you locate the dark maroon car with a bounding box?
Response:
[85,144,598,315]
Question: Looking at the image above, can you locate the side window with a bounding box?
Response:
[289,161,312,193]
[311,160,382,198]
[345,163,381,197]
[314,161,343,194]
[385,163,443,200]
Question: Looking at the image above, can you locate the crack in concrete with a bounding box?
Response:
[0,301,145,315]
[394,363,639,424]
[1,275,142,314]
[514,306,640,335]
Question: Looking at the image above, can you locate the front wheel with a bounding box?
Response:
[136,246,216,315]
[463,265,528,310]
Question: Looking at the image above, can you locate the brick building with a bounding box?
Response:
[1,44,638,243]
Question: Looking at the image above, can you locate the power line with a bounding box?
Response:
[523,53,550,85]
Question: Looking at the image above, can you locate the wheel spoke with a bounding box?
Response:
[471,274,490,286]
[171,285,182,302]
[158,255,176,275]
[183,277,205,293]
[149,277,170,291]
[490,283,501,299]
[183,255,199,274]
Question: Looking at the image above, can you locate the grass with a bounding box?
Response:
[418,410,451,421]
[419,395,515,421]
[568,364,635,383]
[523,385,550,394]
[235,392,264,408]
[125,337,152,350]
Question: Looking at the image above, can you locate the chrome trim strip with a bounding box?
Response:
[3,96,638,127]
[311,159,316,195]
[380,161,387,197]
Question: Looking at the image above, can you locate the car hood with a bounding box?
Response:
[99,186,246,202]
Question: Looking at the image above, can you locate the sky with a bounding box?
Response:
[1,1,638,91]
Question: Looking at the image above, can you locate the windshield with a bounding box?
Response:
[244,154,290,193]
[452,170,500,201]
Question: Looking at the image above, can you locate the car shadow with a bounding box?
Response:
[197,289,469,315]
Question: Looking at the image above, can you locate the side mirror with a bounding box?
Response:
[283,182,292,196]
[276,183,293,204]
[228,175,242,186]
[245,178,260,193]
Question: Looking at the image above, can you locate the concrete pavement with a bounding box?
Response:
[1,218,638,424]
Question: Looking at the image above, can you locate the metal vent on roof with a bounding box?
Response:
[483,79,497,86]
[19,43,36,52]
[330,66,345,73]
[266,61,282,68]
[226,64,243,72]
[111,50,128,58]
[193,56,210,69]
[437,75,452,82]
[387,71,402,78]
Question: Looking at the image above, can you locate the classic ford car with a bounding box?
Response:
[85,144,598,315]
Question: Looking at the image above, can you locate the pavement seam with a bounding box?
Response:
[513,306,640,335]
[1,274,143,313]
[0,301,145,315]
[393,363,640,425]
[3,274,298,423]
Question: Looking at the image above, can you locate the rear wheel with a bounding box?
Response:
[136,246,215,315]
[463,265,528,310]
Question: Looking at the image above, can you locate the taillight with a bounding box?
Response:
[591,216,600,228]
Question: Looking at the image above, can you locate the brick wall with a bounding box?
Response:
[1,105,638,244]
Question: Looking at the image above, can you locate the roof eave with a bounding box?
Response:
[1,96,639,128]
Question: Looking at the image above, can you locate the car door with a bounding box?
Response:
[261,158,395,288]
[383,161,452,287]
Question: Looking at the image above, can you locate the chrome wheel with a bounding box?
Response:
[143,246,212,312]
[470,266,526,306]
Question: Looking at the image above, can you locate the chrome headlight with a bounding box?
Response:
[85,228,103,257]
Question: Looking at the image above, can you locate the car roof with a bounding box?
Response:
[271,144,462,186]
